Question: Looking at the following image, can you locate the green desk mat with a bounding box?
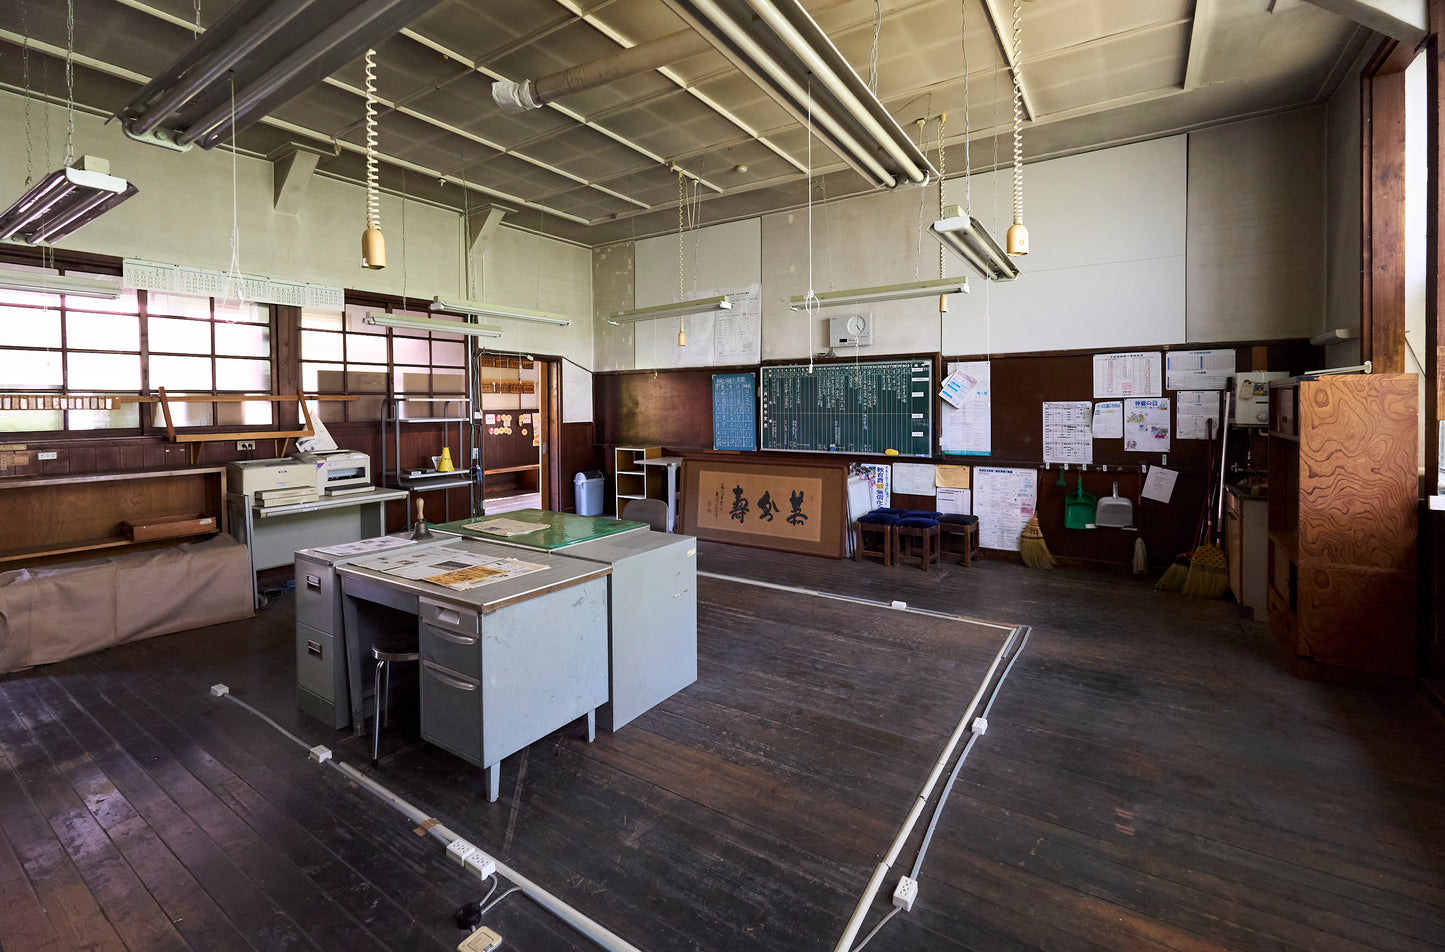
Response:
[433,509,647,550]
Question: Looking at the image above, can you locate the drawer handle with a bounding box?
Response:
[428,628,477,646]
[436,608,462,626]
[425,663,477,691]
[305,575,322,591]
[306,640,323,658]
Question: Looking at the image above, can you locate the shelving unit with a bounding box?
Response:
[1265,373,1418,677]
[639,456,685,531]
[613,445,660,518]
[381,396,475,525]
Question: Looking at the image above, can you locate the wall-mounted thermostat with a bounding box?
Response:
[829,313,872,347]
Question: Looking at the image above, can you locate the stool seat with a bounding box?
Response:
[371,630,419,764]
[894,517,941,571]
[855,511,900,566]
[938,514,980,566]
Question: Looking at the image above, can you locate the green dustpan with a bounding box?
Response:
[1064,475,1097,529]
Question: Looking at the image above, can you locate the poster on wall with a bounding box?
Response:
[1175,391,1221,440]
[855,463,892,509]
[1124,397,1171,452]
[940,360,992,455]
[1042,401,1093,464]
[1093,352,1162,398]
[1166,349,1235,391]
[1092,401,1123,439]
[651,283,761,369]
[972,466,1037,552]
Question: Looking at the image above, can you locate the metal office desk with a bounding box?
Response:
[437,511,698,731]
[229,487,408,608]
[337,539,610,801]
[433,508,648,550]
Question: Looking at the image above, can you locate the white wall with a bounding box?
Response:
[0,91,596,378]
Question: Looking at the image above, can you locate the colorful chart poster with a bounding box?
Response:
[972,466,1037,552]
[1124,397,1171,452]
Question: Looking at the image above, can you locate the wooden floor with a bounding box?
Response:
[2,543,1444,952]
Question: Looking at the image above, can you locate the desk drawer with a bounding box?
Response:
[420,661,482,766]
[420,623,481,679]
[419,597,480,635]
[295,559,337,631]
[295,621,339,704]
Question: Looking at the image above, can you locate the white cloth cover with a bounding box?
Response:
[0,534,254,673]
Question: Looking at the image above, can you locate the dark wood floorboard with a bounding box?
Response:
[0,544,1442,952]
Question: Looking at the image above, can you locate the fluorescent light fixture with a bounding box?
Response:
[659,0,934,189]
[789,278,968,310]
[116,0,447,150]
[0,160,139,245]
[0,270,122,299]
[364,312,502,338]
[1309,328,1360,346]
[429,296,571,327]
[930,205,1020,281]
[609,295,732,324]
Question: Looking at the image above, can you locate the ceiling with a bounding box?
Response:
[0,0,1376,247]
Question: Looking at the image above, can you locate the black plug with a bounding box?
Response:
[454,901,482,931]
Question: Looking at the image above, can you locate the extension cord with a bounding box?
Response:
[457,926,502,951]
[892,875,918,911]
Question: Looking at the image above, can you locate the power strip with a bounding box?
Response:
[457,926,502,951]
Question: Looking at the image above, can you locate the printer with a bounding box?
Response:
[228,450,373,506]
[307,450,373,496]
[227,457,321,507]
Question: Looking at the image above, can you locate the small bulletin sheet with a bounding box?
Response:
[1176,391,1222,440]
[1042,401,1094,465]
[1093,352,1162,398]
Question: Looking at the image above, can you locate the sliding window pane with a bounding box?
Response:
[348,334,388,363]
[5,350,63,388]
[0,288,59,307]
[301,307,344,331]
[68,312,141,351]
[215,357,270,391]
[148,292,210,318]
[345,304,386,334]
[301,329,344,361]
[0,410,63,432]
[164,395,212,427]
[68,404,139,430]
[432,340,465,366]
[393,336,430,364]
[148,354,212,390]
[215,321,269,357]
[213,301,267,324]
[64,273,136,313]
[302,361,343,391]
[70,352,141,391]
[149,316,211,354]
[0,308,61,347]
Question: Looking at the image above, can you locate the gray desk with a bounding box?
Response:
[336,539,610,801]
[229,487,408,608]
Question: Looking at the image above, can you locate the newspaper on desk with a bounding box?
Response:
[461,516,548,536]
[349,544,547,591]
[312,536,416,558]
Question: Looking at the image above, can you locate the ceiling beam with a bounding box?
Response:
[1303,0,1427,46]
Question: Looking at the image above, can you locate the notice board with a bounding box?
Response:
[712,372,757,451]
[760,359,934,457]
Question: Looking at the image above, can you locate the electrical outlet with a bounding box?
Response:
[37,451,58,461]
[236,440,255,450]
[456,926,502,952]
[446,839,477,866]
[892,875,918,911]
[464,849,496,881]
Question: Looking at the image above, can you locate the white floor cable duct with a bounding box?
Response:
[215,691,645,952]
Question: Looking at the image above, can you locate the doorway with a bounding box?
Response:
[475,353,556,512]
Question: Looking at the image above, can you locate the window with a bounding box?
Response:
[302,303,468,423]
[0,264,274,434]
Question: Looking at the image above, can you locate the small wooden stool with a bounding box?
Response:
[854,511,899,565]
[938,514,980,566]
[893,516,941,571]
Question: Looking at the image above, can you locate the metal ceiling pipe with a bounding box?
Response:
[492,28,712,113]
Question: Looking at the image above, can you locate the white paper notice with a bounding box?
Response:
[1042,401,1093,465]
[892,462,937,497]
[1176,391,1222,440]
[1093,352,1163,398]
[1166,349,1236,391]
[710,283,762,364]
[1142,466,1178,503]
[1092,401,1123,439]
[940,360,991,455]
[972,466,1037,552]
[936,487,972,515]
[938,366,970,408]
[1124,397,1171,452]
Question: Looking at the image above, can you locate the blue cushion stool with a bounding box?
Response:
[894,516,941,572]
[855,511,900,566]
[938,513,980,567]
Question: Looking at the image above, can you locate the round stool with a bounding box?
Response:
[894,516,941,571]
[938,513,980,567]
[371,632,419,764]
[855,511,900,566]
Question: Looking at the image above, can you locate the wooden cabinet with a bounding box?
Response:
[1266,374,1418,676]
[0,466,226,568]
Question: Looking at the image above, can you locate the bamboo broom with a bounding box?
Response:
[1019,514,1056,570]
[1183,410,1231,599]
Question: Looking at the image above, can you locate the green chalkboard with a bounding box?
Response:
[760,360,934,457]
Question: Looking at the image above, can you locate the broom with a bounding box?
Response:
[1183,413,1231,599]
[1019,514,1056,570]
[1156,420,1216,591]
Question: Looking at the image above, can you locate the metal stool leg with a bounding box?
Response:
[372,658,386,764]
